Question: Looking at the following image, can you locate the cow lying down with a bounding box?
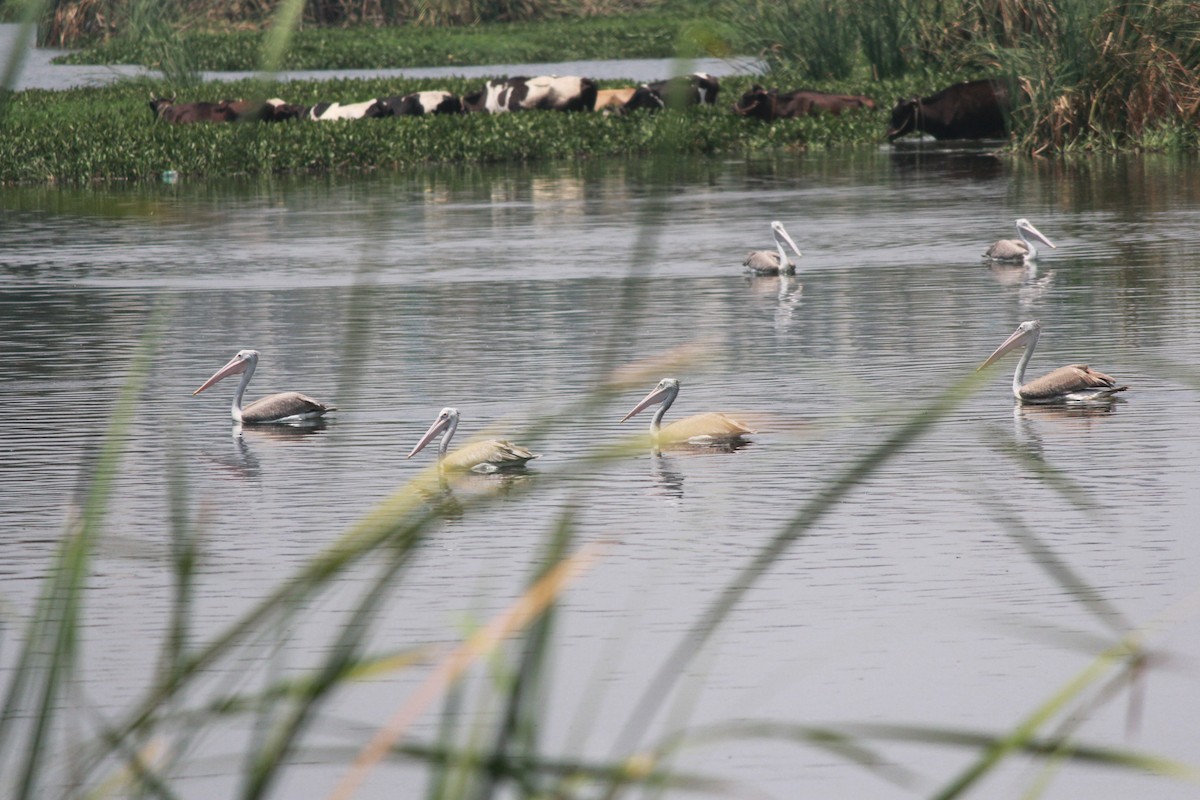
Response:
[150,98,303,123]
[461,76,598,113]
[364,91,462,117]
[733,85,876,121]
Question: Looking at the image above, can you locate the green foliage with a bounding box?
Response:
[56,13,743,70]
[727,0,1200,151]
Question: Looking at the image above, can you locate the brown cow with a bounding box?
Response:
[733,85,876,121]
[149,98,239,124]
[595,88,636,111]
[149,97,301,123]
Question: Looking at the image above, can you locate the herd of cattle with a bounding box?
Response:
[149,74,1011,141]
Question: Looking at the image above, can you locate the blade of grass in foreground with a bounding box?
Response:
[612,367,990,758]
[0,312,159,798]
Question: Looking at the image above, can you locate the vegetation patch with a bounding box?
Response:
[0,76,890,184]
[54,13,741,71]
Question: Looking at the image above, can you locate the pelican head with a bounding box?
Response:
[1015,218,1056,254]
[621,378,680,423]
[978,320,1041,371]
[771,220,803,260]
[193,349,260,395]
[408,407,460,459]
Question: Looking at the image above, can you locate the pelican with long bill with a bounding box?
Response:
[743,220,803,275]
[621,378,755,444]
[192,349,335,424]
[407,407,538,473]
[984,218,1057,263]
[977,320,1127,404]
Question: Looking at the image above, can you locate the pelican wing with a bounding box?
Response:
[743,250,794,275]
[444,439,538,472]
[1019,364,1127,403]
[242,391,335,423]
[661,412,755,443]
[984,238,1030,261]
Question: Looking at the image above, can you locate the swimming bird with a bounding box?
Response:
[192,349,335,424]
[620,378,755,443]
[407,407,538,473]
[977,320,1128,404]
[984,218,1057,262]
[743,220,803,275]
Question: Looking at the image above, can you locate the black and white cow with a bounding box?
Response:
[461,76,598,113]
[621,72,721,112]
[300,99,382,121]
[364,91,462,118]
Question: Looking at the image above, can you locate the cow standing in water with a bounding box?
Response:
[461,76,598,113]
[734,85,876,121]
[886,79,1010,140]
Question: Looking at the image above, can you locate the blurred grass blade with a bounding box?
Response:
[616,368,989,753]
[329,540,606,800]
[258,0,305,76]
[478,504,578,799]
[0,0,48,118]
[0,311,159,797]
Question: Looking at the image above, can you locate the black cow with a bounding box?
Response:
[734,85,876,121]
[365,91,462,118]
[886,79,1010,141]
[622,72,721,112]
[461,76,597,113]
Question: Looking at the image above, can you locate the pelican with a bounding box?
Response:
[977,320,1128,404]
[743,220,803,275]
[192,349,335,424]
[984,218,1057,262]
[407,407,538,473]
[620,378,755,443]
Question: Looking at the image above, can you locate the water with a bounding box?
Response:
[2,148,1200,798]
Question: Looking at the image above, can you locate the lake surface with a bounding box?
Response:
[2,146,1200,799]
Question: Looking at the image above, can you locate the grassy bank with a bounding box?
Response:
[0,76,889,184]
[53,13,743,71]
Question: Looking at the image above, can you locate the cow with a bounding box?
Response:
[733,85,876,121]
[461,76,598,113]
[886,79,1010,141]
[621,73,720,112]
[595,87,636,111]
[304,99,382,121]
[364,91,462,118]
[149,98,240,124]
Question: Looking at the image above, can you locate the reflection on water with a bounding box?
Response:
[3,150,1200,798]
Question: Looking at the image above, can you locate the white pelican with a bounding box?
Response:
[984,218,1056,262]
[743,220,803,275]
[620,378,755,443]
[407,407,538,473]
[192,349,335,424]
[978,320,1128,404]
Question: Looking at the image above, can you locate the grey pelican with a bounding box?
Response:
[621,378,755,443]
[407,407,538,473]
[984,218,1057,262]
[743,220,803,275]
[192,349,335,424]
[978,320,1128,403]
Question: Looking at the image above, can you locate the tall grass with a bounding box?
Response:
[727,0,1200,150]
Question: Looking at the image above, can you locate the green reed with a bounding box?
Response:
[727,0,1200,150]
